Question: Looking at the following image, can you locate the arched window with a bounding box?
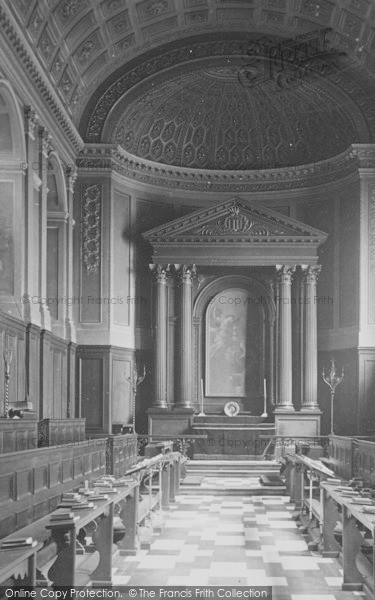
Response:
[46,154,68,332]
[0,80,26,305]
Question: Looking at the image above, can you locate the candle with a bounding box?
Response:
[262,378,267,418]
[201,379,204,400]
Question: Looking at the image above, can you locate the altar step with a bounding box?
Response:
[188,459,279,475]
[180,459,285,495]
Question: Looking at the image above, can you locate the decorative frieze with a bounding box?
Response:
[81,184,102,276]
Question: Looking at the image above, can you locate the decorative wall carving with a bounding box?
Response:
[81,184,102,276]
[200,203,284,236]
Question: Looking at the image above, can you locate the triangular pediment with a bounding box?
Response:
[143,198,327,244]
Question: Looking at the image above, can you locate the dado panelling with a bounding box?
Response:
[40,331,70,419]
[77,345,135,433]
[0,440,106,538]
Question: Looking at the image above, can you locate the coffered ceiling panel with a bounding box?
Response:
[3,0,375,127]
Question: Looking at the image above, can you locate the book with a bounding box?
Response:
[57,502,94,510]
[1,540,37,549]
[50,509,75,520]
[89,494,108,500]
[363,506,375,514]
[350,498,373,505]
[1,536,33,545]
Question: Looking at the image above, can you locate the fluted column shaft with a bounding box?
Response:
[176,265,196,407]
[302,265,321,410]
[268,316,275,407]
[276,265,294,409]
[151,264,169,408]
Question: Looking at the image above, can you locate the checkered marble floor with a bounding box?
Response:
[112,493,365,599]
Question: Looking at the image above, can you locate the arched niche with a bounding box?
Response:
[193,275,275,415]
[46,153,68,331]
[0,80,26,310]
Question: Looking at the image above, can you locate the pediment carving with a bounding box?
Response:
[144,198,326,244]
[198,202,285,237]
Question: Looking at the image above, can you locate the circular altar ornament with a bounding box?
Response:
[224,401,240,417]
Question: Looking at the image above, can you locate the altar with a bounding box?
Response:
[192,415,275,460]
[143,198,326,442]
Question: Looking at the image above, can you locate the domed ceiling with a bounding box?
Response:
[108,63,370,170]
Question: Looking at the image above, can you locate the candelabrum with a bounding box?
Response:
[322,358,344,435]
[3,332,12,419]
[125,364,146,432]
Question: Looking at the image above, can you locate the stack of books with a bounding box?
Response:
[1,537,37,549]
[325,478,341,485]
[116,477,134,486]
[58,494,94,510]
[93,481,118,494]
[50,509,79,523]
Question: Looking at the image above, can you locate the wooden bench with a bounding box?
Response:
[0,542,42,587]
[0,480,139,587]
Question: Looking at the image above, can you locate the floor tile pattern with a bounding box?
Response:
[112,493,366,599]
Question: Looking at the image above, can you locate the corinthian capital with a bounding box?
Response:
[174,264,197,285]
[149,264,169,283]
[276,265,295,284]
[301,265,321,284]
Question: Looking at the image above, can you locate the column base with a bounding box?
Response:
[300,404,320,411]
[274,409,322,437]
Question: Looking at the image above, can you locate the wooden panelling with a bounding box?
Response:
[77,346,135,434]
[0,440,107,539]
[38,418,86,447]
[358,439,375,484]
[328,435,355,480]
[105,433,138,478]
[0,420,38,453]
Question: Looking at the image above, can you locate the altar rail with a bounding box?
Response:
[0,439,106,539]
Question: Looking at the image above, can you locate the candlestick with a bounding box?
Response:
[261,378,267,418]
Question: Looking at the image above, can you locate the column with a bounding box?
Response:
[302,265,321,410]
[38,127,52,330]
[268,315,275,407]
[176,264,196,408]
[276,265,294,410]
[65,166,77,342]
[150,264,169,408]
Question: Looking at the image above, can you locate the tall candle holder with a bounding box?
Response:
[3,332,12,419]
[125,363,146,433]
[322,357,344,435]
[198,378,205,416]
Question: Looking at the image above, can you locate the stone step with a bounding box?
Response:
[179,486,285,496]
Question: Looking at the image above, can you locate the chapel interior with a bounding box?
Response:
[1,0,375,596]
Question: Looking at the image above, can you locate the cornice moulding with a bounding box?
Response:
[0,6,83,155]
[76,144,365,193]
